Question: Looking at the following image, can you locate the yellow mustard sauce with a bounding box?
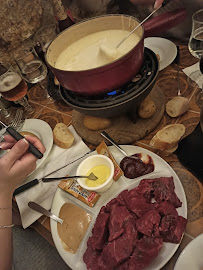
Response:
[86,165,111,187]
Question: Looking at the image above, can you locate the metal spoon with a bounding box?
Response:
[28,201,64,224]
[42,172,98,182]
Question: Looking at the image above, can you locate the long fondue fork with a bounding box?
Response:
[116,6,161,49]
[116,0,170,49]
[42,172,98,182]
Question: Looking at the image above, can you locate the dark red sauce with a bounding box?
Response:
[120,153,154,179]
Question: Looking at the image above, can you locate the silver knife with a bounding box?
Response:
[28,202,63,224]
[13,150,94,196]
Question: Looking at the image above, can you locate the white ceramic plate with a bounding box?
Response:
[51,145,187,270]
[0,119,53,174]
[174,234,203,270]
[19,119,53,174]
[144,37,177,71]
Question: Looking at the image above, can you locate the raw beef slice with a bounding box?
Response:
[152,178,182,208]
[117,190,128,206]
[160,215,187,243]
[124,193,155,217]
[136,210,161,237]
[83,244,100,270]
[105,198,117,213]
[128,236,163,270]
[92,210,110,250]
[100,218,137,269]
[134,179,154,203]
[108,205,132,242]
[156,201,178,216]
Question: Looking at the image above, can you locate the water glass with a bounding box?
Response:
[35,24,58,52]
[14,46,47,84]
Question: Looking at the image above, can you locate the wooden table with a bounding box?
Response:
[10,43,203,270]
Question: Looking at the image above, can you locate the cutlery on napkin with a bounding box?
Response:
[15,125,90,229]
[13,149,93,196]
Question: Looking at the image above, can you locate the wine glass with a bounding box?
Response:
[35,24,58,53]
[14,46,52,101]
[188,9,203,87]
[0,64,34,115]
[0,99,12,123]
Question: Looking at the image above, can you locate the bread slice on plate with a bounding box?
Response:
[150,124,185,151]
[53,123,74,149]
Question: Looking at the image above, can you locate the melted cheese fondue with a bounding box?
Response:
[55,29,140,71]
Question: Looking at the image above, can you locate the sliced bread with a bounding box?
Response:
[53,123,74,149]
[166,96,189,118]
[159,144,178,157]
[150,124,185,150]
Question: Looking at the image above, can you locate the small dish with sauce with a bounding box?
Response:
[76,154,114,192]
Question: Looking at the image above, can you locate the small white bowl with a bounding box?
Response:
[76,154,114,193]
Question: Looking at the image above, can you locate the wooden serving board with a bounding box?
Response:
[72,85,165,145]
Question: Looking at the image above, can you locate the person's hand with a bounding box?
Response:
[130,0,164,9]
[0,135,45,197]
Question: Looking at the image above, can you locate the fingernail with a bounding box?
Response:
[0,143,5,149]
[23,138,29,144]
[19,138,29,147]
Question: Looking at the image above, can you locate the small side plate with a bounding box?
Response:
[144,37,177,70]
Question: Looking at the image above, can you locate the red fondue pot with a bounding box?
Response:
[46,9,186,96]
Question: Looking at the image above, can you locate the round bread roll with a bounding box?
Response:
[166,96,189,118]
[83,116,112,130]
[53,123,74,149]
[138,98,156,118]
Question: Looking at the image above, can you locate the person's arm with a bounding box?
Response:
[0,136,45,270]
[129,0,164,9]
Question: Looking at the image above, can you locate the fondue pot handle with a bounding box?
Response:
[143,8,187,38]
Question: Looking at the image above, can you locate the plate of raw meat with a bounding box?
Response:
[50,145,187,270]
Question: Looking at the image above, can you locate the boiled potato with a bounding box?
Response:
[83,116,112,130]
[138,98,156,119]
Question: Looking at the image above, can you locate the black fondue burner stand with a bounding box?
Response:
[59,48,159,122]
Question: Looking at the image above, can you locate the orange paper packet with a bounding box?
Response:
[58,179,100,207]
[96,140,123,181]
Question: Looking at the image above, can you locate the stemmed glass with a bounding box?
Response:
[0,64,34,115]
[35,24,58,53]
[188,9,203,87]
[14,46,52,101]
[0,99,13,124]
[34,24,59,102]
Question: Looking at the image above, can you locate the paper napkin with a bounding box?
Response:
[183,62,203,88]
[15,125,90,229]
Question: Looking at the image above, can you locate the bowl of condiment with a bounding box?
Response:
[76,154,114,192]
